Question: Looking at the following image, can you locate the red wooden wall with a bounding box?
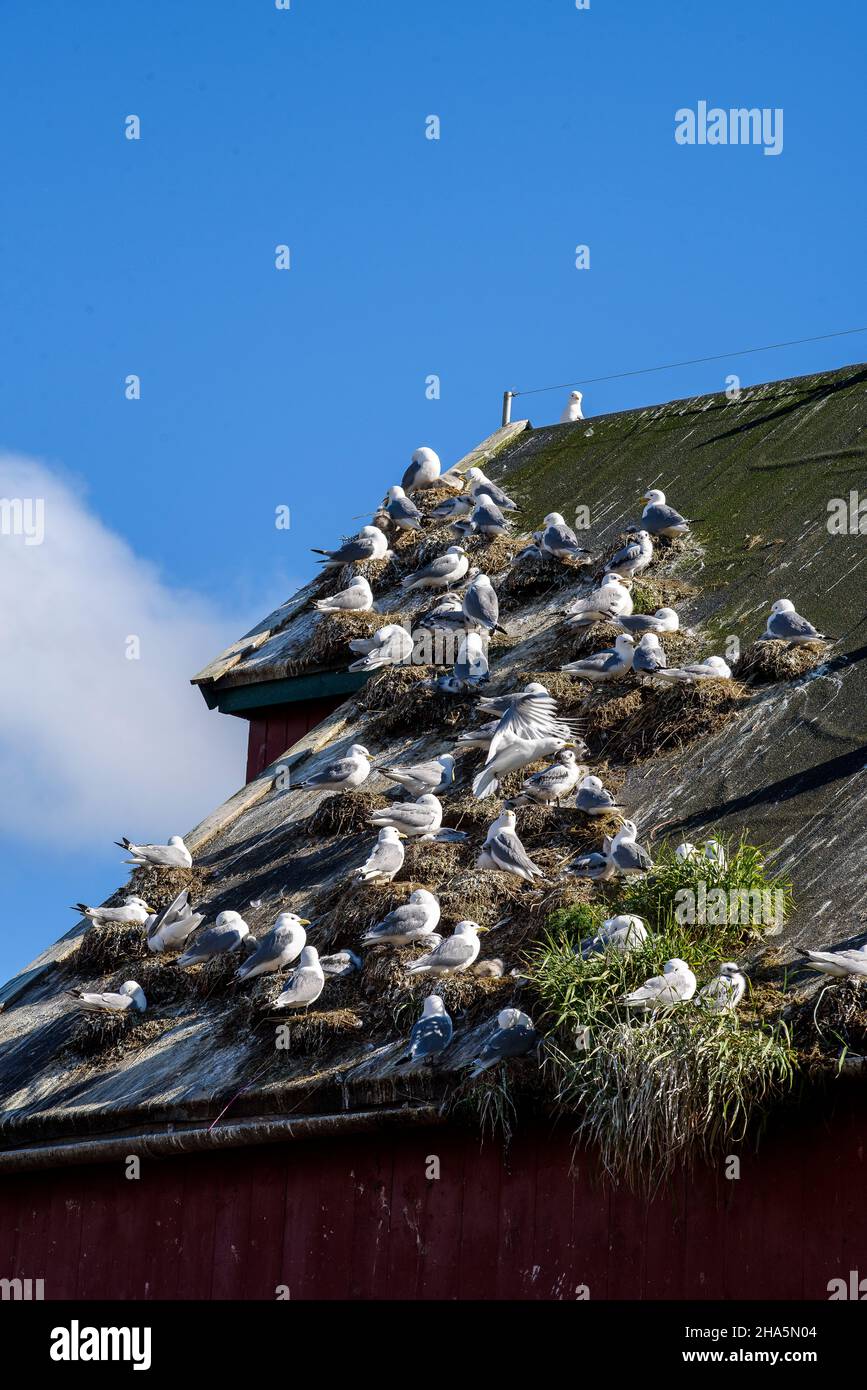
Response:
[244,698,347,783]
[1,1110,864,1300]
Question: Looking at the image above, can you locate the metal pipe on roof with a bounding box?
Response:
[0,1104,444,1173]
[501,390,513,425]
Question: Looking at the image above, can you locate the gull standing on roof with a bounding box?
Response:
[147,889,204,953]
[406,921,487,975]
[348,623,414,672]
[623,958,697,1011]
[274,947,326,1010]
[564,573,634,628]
[296,744,372,791]
[609,820,653,875]
[762,599,828,644]
[115,835,193,869]
[579,914,648,958]
[539,512,592,564]
[562,634,635,682]
[604,530,653,579]
[697,962,746,1012]
[355,826,405,883]
[381,754,454,799]
[560,390,584,423]
[70,980,147,1014]
[616,606,679,637]
[313,575,374,614]
[464,466,517,511]
[476,809,545,882]
[574,774,623,817]
[369,793,443,840]
[568,839,616,882]
[362,888,441,946]
[402,545,469,592]
[467,1009,538,1076]
[451,631,490,687]
[405,995,453,1063]
[72,894,153,926]
[236,912,310,982]
[654,655,732,685]
[177,911,252,966]
[632,632,668,677]
[640,489,690,538]
[384,485,424,530]
[467,495,510,538]
[462,573,504,635]
[418,593,469,635]
[401,447,441,492]
[797,940,867,978]
[312,525,390,569]
[516,749,584,805]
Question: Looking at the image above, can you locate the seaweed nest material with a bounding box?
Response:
[583,678,751,764]
[305,790,391,838]
[306,610,396,668]
[499,549,586,607]
[356,667,478,738]
[74,922,148,974]
[126,863,211,911]
[733,639,828,684]
[65,1011,175,1064]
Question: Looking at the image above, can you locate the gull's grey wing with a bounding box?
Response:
[612,840,653,871]
[409,1015,453,1058]
[389,496,422,525]
[575,786,618,813]
[645,503,687,531]
[146,888,190,940]
[607,541,641,567]
[409,552,460,583]
[362,839,404,874]
[303,756,359,786]
[425,936,478,970]
[489,831,542,877]
[768,611,821,640]
[465,585,499,628]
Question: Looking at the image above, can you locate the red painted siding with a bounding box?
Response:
[1,1109,864,1300]
[244,698,347,783]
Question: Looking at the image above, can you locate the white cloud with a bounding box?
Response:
[0,453,250,848]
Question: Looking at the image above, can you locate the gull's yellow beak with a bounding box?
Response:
[396,832,408,839]
[477,925,491,933]
[298,919,311,927]
[639,495,649,503]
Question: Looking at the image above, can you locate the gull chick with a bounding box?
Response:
[697,962,746,1012]
[515,748,584,805]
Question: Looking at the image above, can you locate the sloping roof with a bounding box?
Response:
[2,363,866,1165]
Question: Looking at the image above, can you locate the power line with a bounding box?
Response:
[510,327,867,398]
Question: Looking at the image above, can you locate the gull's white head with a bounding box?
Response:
[410,888,438,906]
[169,836,186,848]
[123,895,150,908]
[275,912,311,930]
[641,488,666,505]
[438,754,455,771]
[705,656,731,673]
[348,744,370,758]
[665,958,691,975]
[412,447,440,467]
[423,994,446,1017]
[499,809,517,831]
[580,775,603,791]
[556,749,578,766]
[618,819,638,839]
[359,525,381,539]
[388,485,406,500]
[523,681,550,696]
[298,946,319,968]
[635,529,651,543]
[349,576,372,589]
[216,910,245,928]
[120,981,148,1011]
[615,635,635,653]
[770,599,796,614]
[379,826,403,842]
[465,466,486,481]
[655,607,679,627]
[638,632,662,647]
[473,572,492,588]
[497,1007,523,1029]
[454,920,483,938]
[718,962,742,978]
[569,390,583,403]
[544,512,566,526]
[445,545,466,556]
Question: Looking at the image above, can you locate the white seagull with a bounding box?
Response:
[562,634,635,682]
[467,1009,538,1076]
[72,894,153,926]
[361,888,441,946]
[609,820,653,875]
[476,809,544,882]
[797,941,867,978]
[177,910,252,967]
[623,958,697,1011]
[312,524,390,569]
[369,793,443,840]
[401,446,441,492]
[402,545,469,592]
[313,575,374,614]
[70,980,147,1014]
[115,835,193,869]
[604,530,653,579]
[405,920,487,975]
[380,754,454,798]
[274,947,326,1010]
[515,748,584,805]
[560,390,584,423]
[464,466,517,511]
[616,606,679,636]
[296,744,372,791]
[574,774,622,817]
[654,655,732,684]
[565,573,634,628]
[697,962,746,1012]
[539,512,591,564]
[640,489,690,538]
[348,624,414,672]
[762,599,828,644]
[579,914,648,958]
[632,632,668,677]
[354,827,405,883]
[146,889,204,954]
[405,995,454,1063]
[385,485,424,530]
[236,912,310,982]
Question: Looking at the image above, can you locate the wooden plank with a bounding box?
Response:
[44,1171,85,1301]
[531,1127,582,1300]
[76,1167,121,1299]
[175,1151,220,1298]
[495,1131,538,1299]
[305,1138,360,1300]
[569,1150,611,1301]
[134,1156,187,1300]
[605,1180,646,1298]
[348,1135,394,1299]
[683,1163,726,1299]
[245,1145,290,1300]
[456,1134,503,1300]
[209,1148,254,1300]
[414,1130,466,1300]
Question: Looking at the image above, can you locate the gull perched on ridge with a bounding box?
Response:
[380,753,454,798]
[72,894,153,926]
[560,390,584,422]
[640,489,690,538]
[405,995,453,1064]
[579,914,648,958]
[616,606,679,636]
[654,655,732,684]
[369,793,443,840]
[514,748,584,805]
[476,809,545,882]
[564,573,634,628]
[115,835,193,869]
[762,599,828,644]
[562,634,635,683]
[177,911,252,967]
[361,888,441,946]
[236,912,310,982]
[313,575,374,614]
[354,827,405,883]
[274,947,325,1010]
[312,524,390,569]
[697,962,746,1012]
[406,921,487,975]
[401,446,441,492]
[384,485,424,530]
[539,512,592,564]
[464,466,517,511]
[348,624,414,672]
[296,744,371,791]
[467,1009,539,1077]
[604,530,653,578]
[622,958,697,1011]
[70,981,147,1014]
[402,545,469,592]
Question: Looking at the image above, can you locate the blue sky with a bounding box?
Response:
[1,0,864,980]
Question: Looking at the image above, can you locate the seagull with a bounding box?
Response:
[675,842,699,862]
[477,681,582,764]
[176,911,252,967]
[274,947,326,1010]
[564,574,634,627]
[609,820,653,875]
[616,607,679,637]
[381,754,454,798]
[562,634,635,682]
[313,575,374,614]
[296,744,372,791]
[654,655,732,684]
[640,489,690,538]
[418,593,470,635]
[468,495,510,537]
[632,632,668,677]
[762,599,828,644]
[476,809,545,882]
[348,624,414,672]
[567,841,616,881]
[515,749,584,805]
[462,573,504,635]
[71,895,153,926]
[318,949,362,977]
[405,995,453,1063]
[70,980,147,1014]
[467,1009,539,1077]
[560,390,584,423]
[429,495,473,522]
[579,914,648,958]
[401,446,441,492]
[623,958,697,1011]
[236,912,311,982]
[539,512,592,564]
[361,888,441,946]
[464,466,517,511]
[312,525,390,569]
[146,889,204,953]
[402,545,469,592]
[574,774,622,817]
[355,827,406,882]
[452,631,490,687]
[702,839,728,870]
[385,485,424,530]
[405,921,487,975]
[797,941,867,978]
[115,835,193,869]
[604,530,653,579]
[472,734,567,800]
[697,962,746,1012]
[455,718,500,753]
[369,793,443,840]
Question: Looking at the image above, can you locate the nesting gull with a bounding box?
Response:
[381,754,454,798]
[70,980,147,1014]
[236,912,310,982]
[539,512,591,564]
[462,573,504,635]
[115,835,193,869]
[274,947,326,1010]
[177,911,252,967]
[579,914,648,958]
[369,792,443,840]
[562,634,635,682]
[355,827,405,882]
[762,599,828,644]
[564,573,634,627]
[313,575,374,614]
[361,888,441,946]
[616,606,679,636]
[405,920,486,975]
[515,748,583,805]
[476,809,544,882]
[604,530,653,579]
[697,962,746,1012]
[319,949,362,978]
[623,958,697,1010]
[640,489,690,538]
[312,524,389,569]
[632,632,667,677]
[609,820,653,875]
[654,655,731,684]
[401,446,442,492]
[146,889,204,954]
[72,895,153,926]
[464,466,517,511]
[297,744,372,791]
[405,995,453,1063]
[467,1009,538,1076]
[467,495,510,537]
[348,624,414,672]
[402,545,469,592]
[385,485,424,530]
[574,774,622,817]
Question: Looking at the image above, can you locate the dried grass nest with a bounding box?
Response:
[499,548,587,607]
[355,667,478,739]
[581,677,751,764]
[64,1010,175,1064]
[733,639,828,684]
[305,610,397,668]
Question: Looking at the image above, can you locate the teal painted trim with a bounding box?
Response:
[211,670,369,715]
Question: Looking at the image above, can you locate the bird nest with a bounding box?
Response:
[360,943,514,1035]
[65,1011,174,1064]
[184,951,244,1000]
[786,977,867,1074]
[399,837,468,884]
[628,574,699,613]
[357,668,478,738]
[73,922,148,974]
[266,1007,366,1054]
[305,610,396,667]
[464,532,527,576]
[133,957,196,1008]
[583,678,751,764]
[125,863,211,911]
[499,549,585,607]
[305,790,391,838]
[307,879,420,950]
[733,639,828,684]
